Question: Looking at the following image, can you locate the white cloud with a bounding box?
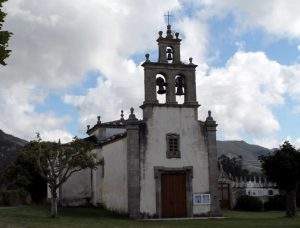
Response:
[0,82,72,142]
[1,0,300,148]
[198,51,300,144]
[64,60,145,129]
[200,0,300,39]
[0,0,181,140]
[61,2,211,130]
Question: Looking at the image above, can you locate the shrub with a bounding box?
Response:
[264,195,285,211]
[235,195,263,211]
[0,189,29,206]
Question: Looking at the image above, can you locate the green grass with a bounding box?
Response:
[0,206,299,228]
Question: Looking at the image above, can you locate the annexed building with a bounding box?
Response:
[59,23,222,218]
[218,165,279,209]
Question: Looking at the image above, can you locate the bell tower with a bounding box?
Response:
[141,23,199,118]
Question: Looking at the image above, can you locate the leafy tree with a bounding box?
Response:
[22,134,99,217]
[260,141,300,217]
[218,155,249,177]
[0,149,47,204]
[0,0,12,65]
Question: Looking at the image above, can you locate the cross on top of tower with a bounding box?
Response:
[164,11,173,26]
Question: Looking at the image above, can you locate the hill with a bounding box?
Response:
[217,140,271,173]
[0,130,27,171]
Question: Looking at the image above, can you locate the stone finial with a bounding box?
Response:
[128,107,138,121]
[87,125,90,130]
[189,57,193,64]
[175,32,179,39]
[205,110,217,129]
[97,116,101,124]
[158,31,163,37]
[206,110,213,121]
[166,24,173,38]
[120,110,124,120]
[145,53,150,62]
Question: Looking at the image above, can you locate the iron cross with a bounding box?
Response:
[164,11,173,25]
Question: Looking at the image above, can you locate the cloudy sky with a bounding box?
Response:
[1,0,300,148]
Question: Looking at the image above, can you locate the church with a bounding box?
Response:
[59,23,221,218]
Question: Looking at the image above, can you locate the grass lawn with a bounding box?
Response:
[0,206,299,228]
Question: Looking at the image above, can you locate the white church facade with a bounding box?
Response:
[59,24,221,218]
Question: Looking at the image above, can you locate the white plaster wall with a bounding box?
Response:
[61,168,92,206]
[99,138,128,213]
[140,106,210,215]
[105,128,126,138]
[92,128,125,140]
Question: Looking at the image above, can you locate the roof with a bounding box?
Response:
[99,132,127,146]
[87,118,145,134]
[87,119,127,134]
[83,132,127,147]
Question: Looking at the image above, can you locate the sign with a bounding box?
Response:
[193,193,211,205]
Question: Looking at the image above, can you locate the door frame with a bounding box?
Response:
[154,166,193,218]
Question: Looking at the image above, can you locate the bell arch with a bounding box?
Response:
[166,46,174,64]
[175,74,185,104]
[156,73,167,104]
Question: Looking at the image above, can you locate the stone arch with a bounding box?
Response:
[175,74,185,104]
[156,73,167,104]
[166,46,174,64]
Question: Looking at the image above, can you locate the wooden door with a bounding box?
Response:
[219,183,230,209]
[161,173,187,218]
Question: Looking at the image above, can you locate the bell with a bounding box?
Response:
[175,76,185,96]
[176,86,184,96]
[156,77,166,94]
[167,53,173,61]
[166,48,173,61]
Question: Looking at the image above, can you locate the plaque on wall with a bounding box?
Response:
[193,193,211,205]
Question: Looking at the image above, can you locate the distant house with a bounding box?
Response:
[218,165,279,209]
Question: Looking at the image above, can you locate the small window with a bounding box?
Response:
[166,133,180,158]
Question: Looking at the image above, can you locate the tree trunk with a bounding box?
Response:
[286,189,297,217]
[50,188,58,218]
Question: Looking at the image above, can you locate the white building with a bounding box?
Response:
[60,23,221,218]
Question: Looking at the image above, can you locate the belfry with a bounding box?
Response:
[59,22,222,218]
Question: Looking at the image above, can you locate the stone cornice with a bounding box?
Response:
[140,102,200,109]
[141,61,197,69]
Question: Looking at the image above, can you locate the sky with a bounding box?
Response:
[1,0,300,148]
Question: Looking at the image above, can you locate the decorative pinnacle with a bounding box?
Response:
[166,24,173,38]
[206,110,214,122]
[120,110,124,120]
[128,107,138,121]
[87,125,90,130]
[175,32,179,39]
[158,31,163,37]
[189,57,193,64]
[97,116,101,124]
[145,53,150,62]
